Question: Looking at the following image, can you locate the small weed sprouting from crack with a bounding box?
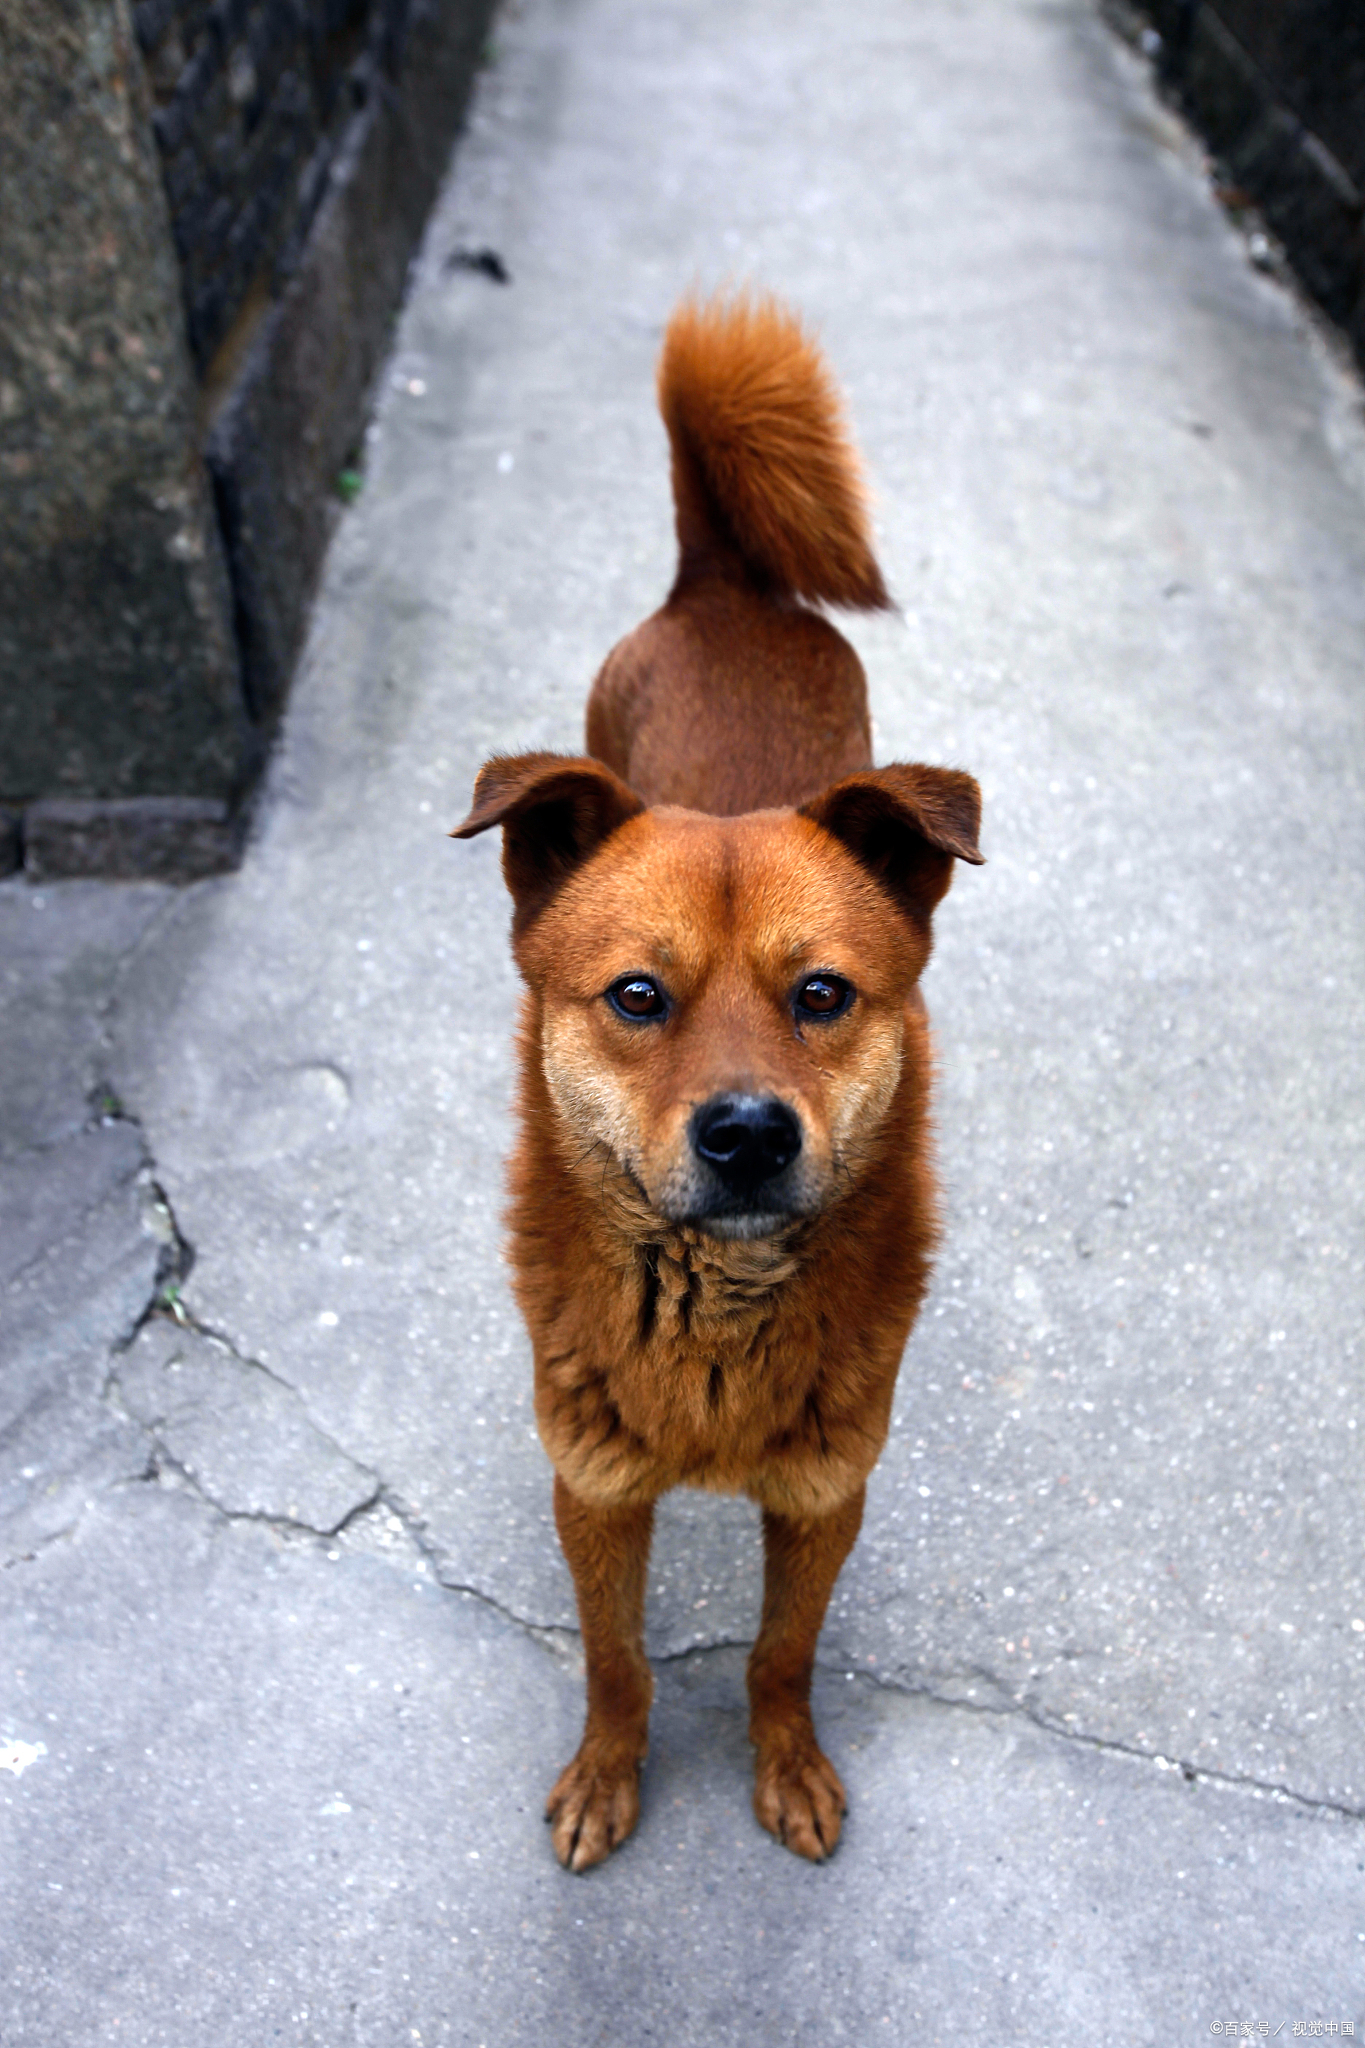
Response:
[117,1176,196,1353]
[156,1283,188,1325]
[77,1078,199,1359]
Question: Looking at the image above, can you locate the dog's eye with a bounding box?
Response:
[608,976,668,1021]
[795,974,853,1019]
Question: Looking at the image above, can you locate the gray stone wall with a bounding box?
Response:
[0,0,245,833]
[0,0,492,877]
[205,0,494,723]
[133,0,372,371]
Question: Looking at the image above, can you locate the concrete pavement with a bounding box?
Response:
[3,0,1364,2039]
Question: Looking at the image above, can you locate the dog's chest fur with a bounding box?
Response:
[509,1061,936,1516]
[628,1204,809,1434]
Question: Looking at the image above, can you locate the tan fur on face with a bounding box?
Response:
[518,807,922,1233]
[509,982,940,1516]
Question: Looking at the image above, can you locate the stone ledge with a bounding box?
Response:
[22,798,244,883]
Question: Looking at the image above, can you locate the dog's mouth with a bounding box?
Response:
[688,1205,803,1242]
[585,1093,828,1243]
[665,1092,817,1241]
[594,1154,812,1245]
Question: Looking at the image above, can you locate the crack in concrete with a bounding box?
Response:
[0,890,182,1173]
[109,1293,382,1487]
[376,1538,1365,1824]
[849,1664,1365,1826]
[612,1630,1365,1825]
[2,1519,87,1570]
[352,1527,1365,1825]
[98,1155,384,1511]
[354,1486,581,1661]
[74,1088,1364,1834]
[136,1439,385,1542]
[59,1105,389,1545]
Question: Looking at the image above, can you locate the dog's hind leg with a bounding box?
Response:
[545,1473,656,1872]
[746,1488,865,1861]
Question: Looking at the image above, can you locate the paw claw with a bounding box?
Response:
[546,1742,642,1872]
[753,1733,846,1862]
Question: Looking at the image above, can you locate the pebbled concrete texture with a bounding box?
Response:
[113,1319,381,1534]
[8,1493,1364,2044]
[0,881,172,1155]
[2,0,1364,2040]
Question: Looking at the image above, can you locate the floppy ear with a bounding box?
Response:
[451,752,644,932]
[800,765,984,926]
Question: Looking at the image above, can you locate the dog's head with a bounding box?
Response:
[454,754,982,1239]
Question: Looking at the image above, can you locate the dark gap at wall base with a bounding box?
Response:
[206,0,495,730]
[1120,0,1365,370]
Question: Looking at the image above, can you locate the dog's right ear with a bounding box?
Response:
[451,752,644,932]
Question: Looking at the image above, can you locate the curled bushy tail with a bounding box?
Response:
[657,288,890,611]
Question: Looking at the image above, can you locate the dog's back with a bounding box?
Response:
[586,293,892,815]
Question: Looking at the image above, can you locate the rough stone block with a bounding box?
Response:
[0,0,246,817]
[132,0,176,52]
[23,798,244,883]
[2,0,495,875]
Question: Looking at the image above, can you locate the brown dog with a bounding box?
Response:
[454,291,982,1871]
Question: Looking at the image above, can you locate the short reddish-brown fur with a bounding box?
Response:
[587,290,888,813]
[657,289,890,613]
[454,290,982,1872]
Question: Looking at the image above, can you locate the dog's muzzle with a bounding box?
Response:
[689,1093,802,1200]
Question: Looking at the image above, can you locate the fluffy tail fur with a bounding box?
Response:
[657,289,890,612]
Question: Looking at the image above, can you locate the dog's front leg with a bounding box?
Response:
[747,1488,864,1861]
[546,1472,656,1871]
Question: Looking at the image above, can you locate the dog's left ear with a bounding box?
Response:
[800,765,984,926]
[452,752,645,932]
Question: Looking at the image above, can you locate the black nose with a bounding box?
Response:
[691,1094,802,1192]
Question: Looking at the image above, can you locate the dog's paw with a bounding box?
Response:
[752,1732,846,1862]
[545,1743,642,1872]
